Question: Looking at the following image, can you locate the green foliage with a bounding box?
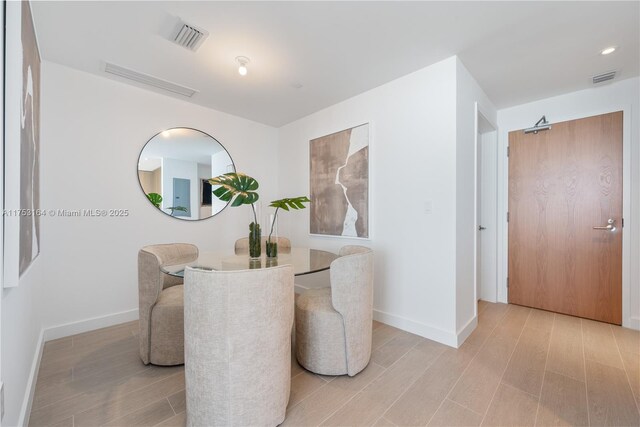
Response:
[167,206,188,215]
[267,196,311,245]
[147,193,162,208]
[269,196,311,211]
[209,173,260,207]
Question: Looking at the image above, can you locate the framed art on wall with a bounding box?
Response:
[3,0,41,287]
[309,123,370,239]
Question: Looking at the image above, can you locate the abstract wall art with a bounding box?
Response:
[309,123,369,238]
[3,1,41,287]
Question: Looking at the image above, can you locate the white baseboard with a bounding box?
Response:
[43,308,139,342]
[17,329,44,427]
[18,309,139,426]
[456,315,478,347]
[373,309,458,348]
[627,316,640,331]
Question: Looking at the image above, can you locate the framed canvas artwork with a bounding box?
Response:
[3,0,41,287]
[309,123,369,239]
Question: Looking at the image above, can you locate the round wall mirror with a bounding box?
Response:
[137,128,235,220]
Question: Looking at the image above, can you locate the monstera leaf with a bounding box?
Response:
[167,206,188,215]
[267,196,311,244]
[209,173,259,207]
[269,196,311,211]
[146,192,162,208]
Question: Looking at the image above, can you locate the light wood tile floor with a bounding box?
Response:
[30,302,640,426]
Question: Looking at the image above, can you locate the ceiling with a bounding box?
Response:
[31,1,639,127]
[138,128,227,170]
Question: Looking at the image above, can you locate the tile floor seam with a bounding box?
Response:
[373,331,404,353]
[383,416,397,426]
[543,367,585,384]
[372,344,447,426]
[609,324,640,416]
[424,305,513,426]
[32,364,156,413]
[286,376,332,413]
[313,368,386,426]
[316,341,422,426]
[445,397,485,416]
[69,370,184,422]
[499,379,541,400]
[167,396,177,416]
[478,309,533,427]
[580,319,591,427]
[533,312,555,426]
[106,393,174,426]
[36,351,146,399]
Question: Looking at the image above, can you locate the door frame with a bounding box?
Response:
[497,104,635,328]
[473,102,498,308]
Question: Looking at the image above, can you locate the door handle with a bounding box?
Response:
[478,225,486,231]
[593,218,616,231]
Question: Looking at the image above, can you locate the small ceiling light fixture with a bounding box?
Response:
[601,46,617,55]
[162,130,171,137]
[236,56,250,76]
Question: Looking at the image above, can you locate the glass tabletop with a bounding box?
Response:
[160,248,338,278]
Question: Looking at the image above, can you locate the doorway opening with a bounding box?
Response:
[474,105,498,307]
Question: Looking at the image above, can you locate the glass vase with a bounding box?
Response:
[266,212,278,258]
[249,203,261,259]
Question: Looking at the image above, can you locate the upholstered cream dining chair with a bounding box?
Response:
[183,264,294,426]
[138,243,198,366]
[234,236,291,254]
[295,245,374,376]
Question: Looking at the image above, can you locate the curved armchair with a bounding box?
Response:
[234,236,291,254]
[184,265,294,426]
[295,245,374,376]
[138,243,198,365]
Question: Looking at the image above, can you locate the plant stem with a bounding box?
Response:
[268,207,280,243]
[251,202,258,225]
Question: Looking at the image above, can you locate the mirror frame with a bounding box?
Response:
[136,127,236,221]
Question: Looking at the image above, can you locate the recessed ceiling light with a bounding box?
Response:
[162,130,171,137]
[236,56,250,76]
[601,46,617,55]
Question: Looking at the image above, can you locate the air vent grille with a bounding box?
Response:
[172,21,209,51]
[104,63,198,97]
[592,71,617,85]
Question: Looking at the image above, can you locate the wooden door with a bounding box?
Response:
[508,111,623,324]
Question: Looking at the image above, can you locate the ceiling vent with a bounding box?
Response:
[592,71,617,85]
[171,19,209,52]
[104,63,198,97]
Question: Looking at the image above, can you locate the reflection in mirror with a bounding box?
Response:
[137,128,235,220]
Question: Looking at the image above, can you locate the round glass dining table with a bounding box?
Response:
[160,248,338,278]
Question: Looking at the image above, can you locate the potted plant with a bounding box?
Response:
[266,197,310,257]
[209,173,261,258]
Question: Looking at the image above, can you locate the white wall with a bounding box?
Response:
[1,265,44,427]
[278,57,462,345]
[497,77,640,329]
[454,59,497,342]
[1,4,48,425]
[38,62,279,342]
